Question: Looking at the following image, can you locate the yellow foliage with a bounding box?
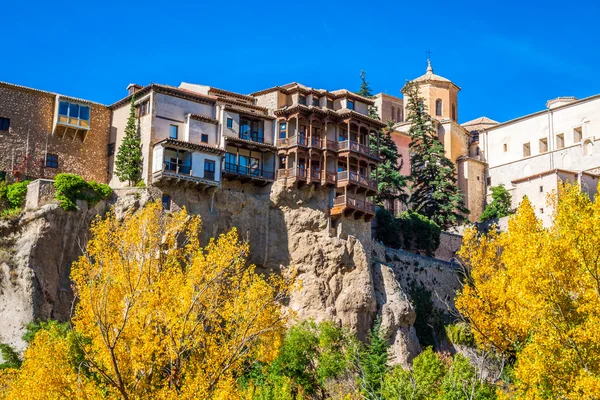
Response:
[457,184,600,399]
[1,202,292,399]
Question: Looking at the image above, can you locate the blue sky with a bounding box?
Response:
[2,0,599,123]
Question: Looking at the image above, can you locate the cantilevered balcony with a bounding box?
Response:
[330,195,375,220]
[153,160,220,188]
[337,140,379,159]
[336,170,377,192]
[223,162,275,183]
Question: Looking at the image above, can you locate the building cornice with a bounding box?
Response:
[155,138,223,155]
[0,81,107,107]
[109,84,217,110]
[224,105,275,120]
[189,114,218,125]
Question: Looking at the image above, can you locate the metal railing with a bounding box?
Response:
[224,162,274,180]
[239,132,265,143]
[164,161,191,175]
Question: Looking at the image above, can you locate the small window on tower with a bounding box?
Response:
[523,142,531,157]
[451,103,456,120]
[435,99,442,116]
[503,143,508,152]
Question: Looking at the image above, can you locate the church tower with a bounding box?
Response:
[403,60,461,121]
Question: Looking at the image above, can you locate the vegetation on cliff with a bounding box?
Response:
[479,185,513,222]
[457,184,600,398]
[54,173,112,210]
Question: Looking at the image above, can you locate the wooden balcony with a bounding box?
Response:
[336,170,377,192]
[337,140,379,160]
[152,161,220,189]
[330,195,375,221]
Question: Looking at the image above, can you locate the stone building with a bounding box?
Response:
[0,81,110,183]
[478,95,600,226]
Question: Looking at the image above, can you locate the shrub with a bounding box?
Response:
[54,174,112,210]
[6,181,30,209]
[445,322,476,347]
[135,180,146,188]
[397,210,441,256]
[480,184,513,221]
[375,208,402,248]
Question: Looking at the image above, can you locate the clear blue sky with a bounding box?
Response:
[2,0,599,123]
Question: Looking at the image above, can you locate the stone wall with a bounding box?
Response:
[0,82,110,183]
[435,231,463,261]
[25,179,57,210]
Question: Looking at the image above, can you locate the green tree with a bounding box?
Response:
[479,184,513,221]
[115,96,142,186]
[359,318,389,398]
[404,81,469,229]
[358,71,408,206]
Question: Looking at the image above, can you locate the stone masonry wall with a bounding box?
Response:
[0,83,110,183]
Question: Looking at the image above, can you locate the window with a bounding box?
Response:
[57,101,90,128]
[391,106,396,122]
[540,208,544,214]
[475,147,480,156]
[298,95,306,105]
[347,100,355,110]
[574,126,583,143]
[539,186,544,192]
[451,103,456,120]
[169,125,178,139]
[0,117,9,131]
[503,143,508,152]
[204,160,215,180]
[397,108,402,122]
[138,100,150,117]
[327,99,334,109]
[523,142,531,157]
[471,130,480,143]
[227,118,233,129]
[312,97,320,107]
[556,133,564,149]
[435,99,442,116]
[162,194,171,211]
[539,138,548,153]
[201,133,209,143]
[45,153,58,168]
[279,122,287,139]
[487,177,492,185]
[107,142,116,156]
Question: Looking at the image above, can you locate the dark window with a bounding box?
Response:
[0,117,9,131]
[45,153,58,168]
[312,97,320,106]
[107,142,116,156]
[486,177,491,185]
[391,106,396,122]
[204,160,215,180]
[58,101,69,116]
[327,99,334,109]
[169,125,178,139]
[347,100,355,110]
[139,100,150,116]
[162,194,171,210]
[298,95,306,105]
[435,99,442,116]
[279,122,287,139]
[540,186,544,193]
[201,134,209,143]
[227,118,233,129]
[452,103,456,120]
[471,130,480,143]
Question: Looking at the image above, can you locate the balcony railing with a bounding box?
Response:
[164,161,191,175]
[154,161,219,187]
[276,167,310,180]
[324,171,337,184]
[239,132,264,143]
[337,140,379,158]
[333,195,375,214]
[224,162,274,180]
[337,170,377,190]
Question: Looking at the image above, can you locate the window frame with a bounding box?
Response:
[312,97,320,107]
[0,117,10,131]
[201,133,209,143]
[539,138,548,153]
[204,159,216,180]
[347,100,355,110]
[227,118,233,129]
[435,99,443,116]
[523,142,531,157]
[45,153,58,168]
[58,100,90,128]
[169,125,178,139]
[556,133,565,149]
[298,95,307,105]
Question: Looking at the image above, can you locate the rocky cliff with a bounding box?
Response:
[0,181,461,366]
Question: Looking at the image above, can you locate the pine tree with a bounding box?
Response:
[359,318,389,398]
[115,96,142,186]
[404,81,468,229]
[358,71,408,207]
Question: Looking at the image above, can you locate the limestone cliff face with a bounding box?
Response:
[0,182,443,367]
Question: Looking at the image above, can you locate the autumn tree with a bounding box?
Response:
[404,81,468,229]
[456,184,600,398]
[115,96,142,186]
[0,202,292,399]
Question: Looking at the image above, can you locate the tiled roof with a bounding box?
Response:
[155,138,223,155]
[189,114,218,124]
[224,136,277,151]
[224,105,275,120]
[461,116,499,132]
[109,84,217,109]
[218,98,269,112]
[510,168,600,184]
[403,61,461,91]
[209,87,256,102]
[336,109,387,128]
[0,81,106,107]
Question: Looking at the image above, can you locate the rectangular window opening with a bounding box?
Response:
[574,126,583,143]
[539,138,548,153]
[503,143,508,152]
[227,118,233,129]
[298,95,307,105]
[201,134,208,143]
[347,100,355,110]
[204,160,215,180]
[169,125,178,139]
[556,133,565,149]
[0,117,9,131]
[523,142,531,157]
[45,153,58,168]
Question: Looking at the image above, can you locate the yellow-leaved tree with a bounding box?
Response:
[0,202,292,399]
[456,184,600,399]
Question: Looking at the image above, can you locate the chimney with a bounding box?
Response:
[127,83,142,96]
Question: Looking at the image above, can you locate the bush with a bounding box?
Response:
[480,185,513,222]
[397,210,441,257]
[54,174,112,211]
[445,322,476,347]
[6,181,30,209]
[375,208,402,248]
[135,180,146,188]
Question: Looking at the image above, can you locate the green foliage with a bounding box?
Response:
[54,174,112,211]
[22,320,71,345]
[397,210,441,256]
[0,344,22,370]
[5,180,30,209]
[115,96,142,186]
[375,209,440,256]
[135,180,146,188]
[382,348,496,400]
[359,318,389,398]
[445,323,476,347]
[373,121,409,206]
[410,283,448,348]
[375,208,402,249]
[404,81,469,229]
[480,184,513,221]
[0,180,7,207]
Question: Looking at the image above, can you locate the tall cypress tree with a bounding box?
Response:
[115,96,142,186]
[404,81,468,228]
[358,71,408,207]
